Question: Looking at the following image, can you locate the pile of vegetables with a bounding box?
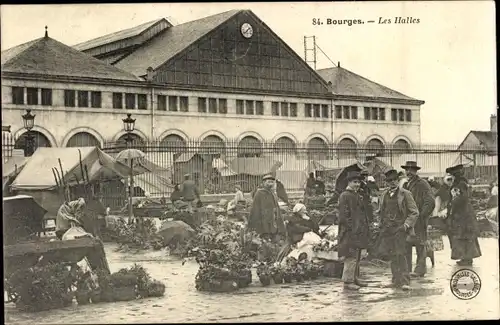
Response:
[6,262,166,311]
[255,257,325,286]
[312,238,338,253]
[6,262,80,312]
[93,264,165,303]
[107,218,164,252]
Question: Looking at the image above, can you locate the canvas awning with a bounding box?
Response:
[229,157,282,176]
[10,147,152,191]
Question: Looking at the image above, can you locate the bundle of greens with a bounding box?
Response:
[7,263,82,312]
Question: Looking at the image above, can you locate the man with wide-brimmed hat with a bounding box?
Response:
[444,164,482,266]
[401,161,435,277]
[377,168,419,291]
[248,174,286,242]
[338,171,370,290]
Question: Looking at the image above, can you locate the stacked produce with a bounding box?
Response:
[6,262,165,312]
[108,218,164,252]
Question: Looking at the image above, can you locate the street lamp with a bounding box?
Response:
[122,114,136,224]
[21,109,36,156]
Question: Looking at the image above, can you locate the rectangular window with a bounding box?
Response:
[209,98,218,113]
[335,105,342,119]
[256,101,264,115]
[180,96,189,112]
[246,100,254,115]
[78,91,88,107]
[168,96,177,112]
[398,109,405,121]
[64,90,76,107]
[91,91,102,108]
[125,93,136,109]
[405,109,412,122]
[391,108,398,121]
[343,106,350,119]
[304,104,312,117]
[313,104,320,118]
[12,87,24,104]
[364,107,370,120]
[379,108,386,121]
[321,104,329,118]
[198,97,207,113]
[219,98,227,114]
[157,95,167,111]
[27,88,38,105]
[351,106,358,119]
[280,102,289,117]
[272,102,280,116]
[138,94,147,110]
[371,107,378,120]
[112,93,122,109]
[290,103,297,117]
[236,100,244,114]
[41,88,52,106]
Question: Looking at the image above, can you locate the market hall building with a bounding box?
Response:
[1,9,424,159]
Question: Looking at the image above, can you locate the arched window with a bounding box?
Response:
[237,136,263,157]
[66,132,101,148]
[115,133,146,152]
[366,138,385,156]
[14,131,52,156]
[200,135,226,155]
[393,139,411,154]
[159,134,187,153]
[274,136,297,155]
[307,137,330,160]
[336,138,357,158]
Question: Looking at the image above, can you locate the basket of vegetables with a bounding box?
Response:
[256,262,272,286]
[270,263,284,284]
[312,239,339,260]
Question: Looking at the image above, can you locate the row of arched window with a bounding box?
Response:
[9,130,412,159]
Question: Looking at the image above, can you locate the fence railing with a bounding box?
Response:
[2,135,497,210]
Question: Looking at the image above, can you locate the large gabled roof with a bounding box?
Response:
[1,35,142,81]
[114,10,241,76]
[316,66,424,103]
[73,18,169,51]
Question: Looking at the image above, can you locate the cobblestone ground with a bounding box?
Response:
[5,237,499,323]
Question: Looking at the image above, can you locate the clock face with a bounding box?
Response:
[240,23,253,39]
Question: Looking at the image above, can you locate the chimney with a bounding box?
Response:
[338,61,341,68]
[45,26,48,38]
[490,114,497,132]
[146,67,156,82]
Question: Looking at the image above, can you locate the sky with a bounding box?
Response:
[1,1,496,144]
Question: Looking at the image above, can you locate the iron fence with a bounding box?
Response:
[2,134,497,211]
[95,139,498,209]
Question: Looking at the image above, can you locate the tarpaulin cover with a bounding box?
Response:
[229,157,282,176]
[10,147,151,191]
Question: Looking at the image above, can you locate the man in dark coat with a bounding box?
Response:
[314,176,326,195]
[305,172,316,196]
[402,161,435,277]
[445,164,482,266]
[378,169,419,291]
[248,174,286,242]
[338,171,370,290]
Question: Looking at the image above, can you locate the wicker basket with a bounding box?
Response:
[426,229,444,252]
[315,251,339,261]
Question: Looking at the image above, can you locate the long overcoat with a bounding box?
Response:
[447,177,482,260]
[337,189,370,258]
[404,175,435,245]
[248,187,286,236]
[376,188,419,257]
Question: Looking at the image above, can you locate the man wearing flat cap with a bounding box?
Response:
[401,161,435,277]
[338,171,370,290]
[444,164,482,266]
[377,168,419,291]
[248,174,286,242]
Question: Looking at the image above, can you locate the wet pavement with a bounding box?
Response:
[4,237,499,323]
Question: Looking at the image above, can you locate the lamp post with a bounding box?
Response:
[122,113,136,223]
[21,109,36,157]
